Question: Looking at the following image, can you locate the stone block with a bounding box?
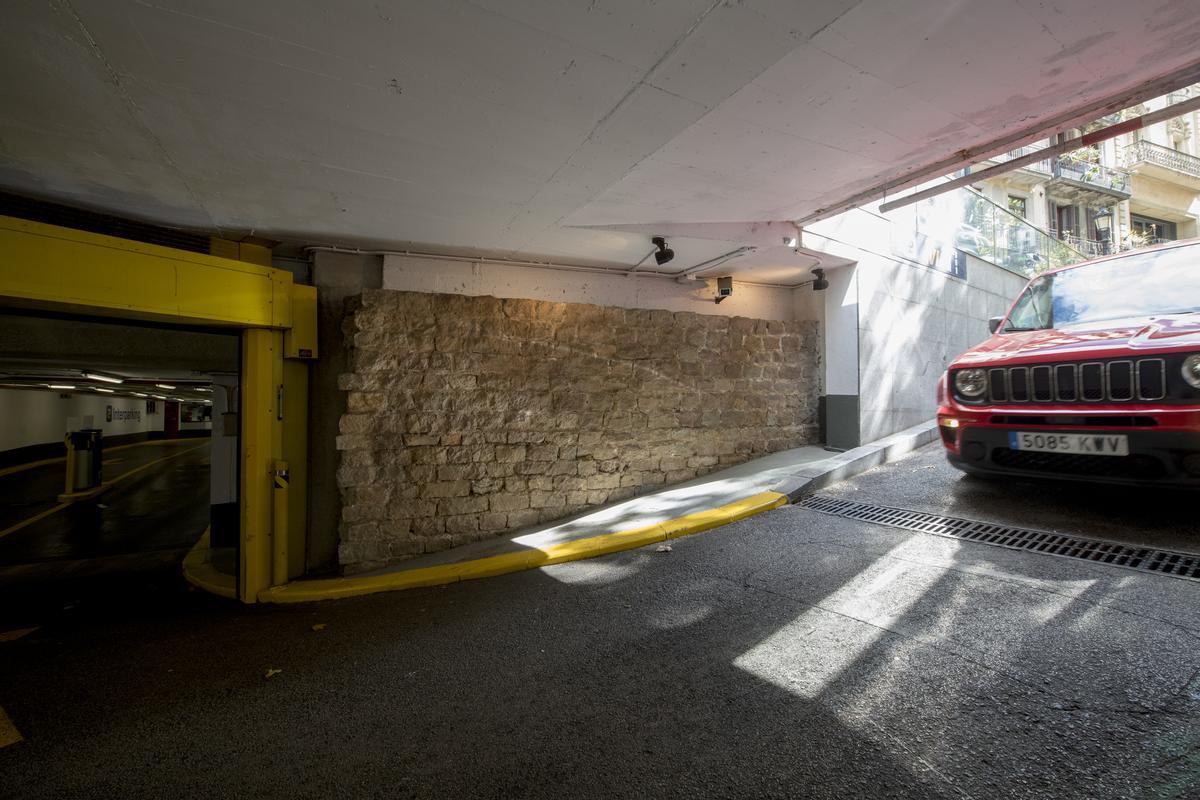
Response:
[471,477,505,495]
[529,491,566,509]
[346,392,387,413]
[527,444,558,461]
[420,480,470,498]
[438,495,489,516]
[505,509,541,529]
[495,445,527,463]
[490,493,530,512]
[585,474,620,490]
[444,515,479,534]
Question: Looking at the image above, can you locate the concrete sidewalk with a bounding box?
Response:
[257,420,938,603]
[403,419,941,569]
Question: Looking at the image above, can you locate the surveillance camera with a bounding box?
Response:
[714,275,733,304]
[782,235,798,248]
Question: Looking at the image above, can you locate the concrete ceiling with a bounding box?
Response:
[2,0,1200,281]
[0,313,238,394]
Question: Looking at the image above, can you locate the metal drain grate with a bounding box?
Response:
[800,495,1200,581]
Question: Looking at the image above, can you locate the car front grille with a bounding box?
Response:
[981,359,1167,404]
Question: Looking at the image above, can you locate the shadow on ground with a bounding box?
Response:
[2,468,1198,799]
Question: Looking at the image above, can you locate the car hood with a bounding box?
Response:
[956,314,1200,365]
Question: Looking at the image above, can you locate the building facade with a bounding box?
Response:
[973,86,1200,264]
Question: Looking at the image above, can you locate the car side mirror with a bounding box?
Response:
[988,316,1004,334]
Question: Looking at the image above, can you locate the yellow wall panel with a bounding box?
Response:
[0,216,292,328]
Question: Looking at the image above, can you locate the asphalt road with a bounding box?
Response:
[0,439,211,627]
[1,443,1197,799]
[822,443,1198,554]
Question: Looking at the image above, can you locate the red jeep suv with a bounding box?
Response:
[938,240,1200,486]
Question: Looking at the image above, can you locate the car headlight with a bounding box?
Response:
[1183,354,1200,389]
[954,368,988,399]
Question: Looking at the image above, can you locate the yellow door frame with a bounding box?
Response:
[0,215,316,602]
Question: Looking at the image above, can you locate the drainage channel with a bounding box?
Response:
[800,495,1200,582]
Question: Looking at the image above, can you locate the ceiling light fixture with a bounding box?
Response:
[155,383,176,390]
[795,267,829,292]
[152,394,167,400]
[132,392,148,397]
[48,384,76,390]
[84,372,123,384]
[652,236,674,266]
[93,387,115,393]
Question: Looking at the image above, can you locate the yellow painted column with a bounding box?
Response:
[281,358,310,580]
[240,328,284,601]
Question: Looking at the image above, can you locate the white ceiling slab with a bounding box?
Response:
[1,0,1199,285]
[573,0,1200,226]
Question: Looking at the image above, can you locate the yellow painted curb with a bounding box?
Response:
[258,490,788,604]
[0,437,194,480]
[182,527,237,600]
[0,705,22,748]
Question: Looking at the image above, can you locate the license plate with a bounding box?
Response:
[1008,431,1129,456]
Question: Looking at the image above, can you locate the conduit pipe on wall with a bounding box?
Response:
[671,246,757,282]
[302,245,811,289]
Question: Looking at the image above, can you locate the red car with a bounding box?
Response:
[938,240,1200,486]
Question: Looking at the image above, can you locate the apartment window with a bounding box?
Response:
[1054,204,1079,237]
[1131,214,1177,242]
[1007,195,1028,218]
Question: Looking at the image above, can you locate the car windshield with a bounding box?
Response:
[1004,243,1200,331]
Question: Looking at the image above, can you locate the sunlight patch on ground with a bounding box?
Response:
[734,538,951,700]
[647,602,714,631]
[512,477,755,550]
[539,559,644,586]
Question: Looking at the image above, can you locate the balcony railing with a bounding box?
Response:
[987,145,1051,174]
[1166,86,1192,105]
[1050,159,1130,193]
[1049,230,1111,259]
[1121,139,1200,178]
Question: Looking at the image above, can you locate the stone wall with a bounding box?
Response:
[335,289,819,573]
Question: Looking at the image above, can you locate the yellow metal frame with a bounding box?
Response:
[0,216,292,329]
[0,215,315,602]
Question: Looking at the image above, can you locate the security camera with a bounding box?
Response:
[713,276,733,304]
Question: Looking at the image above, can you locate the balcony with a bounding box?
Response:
[1120,139,1200,189]
[1045,159,1131,205]
[980,145,1051,188]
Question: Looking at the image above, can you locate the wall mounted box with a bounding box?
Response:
[284,284,318,359]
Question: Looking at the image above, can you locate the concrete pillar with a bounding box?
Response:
[209,373,239,548]
[307,251,382,573]
[821,264,861,450]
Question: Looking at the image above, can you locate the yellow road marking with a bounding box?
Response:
[0,437,199,479]
[0,706,22,748]
[0,442,210,541]
[0,503,69,541]
[104,442,209,488]
[0,627,39,643]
